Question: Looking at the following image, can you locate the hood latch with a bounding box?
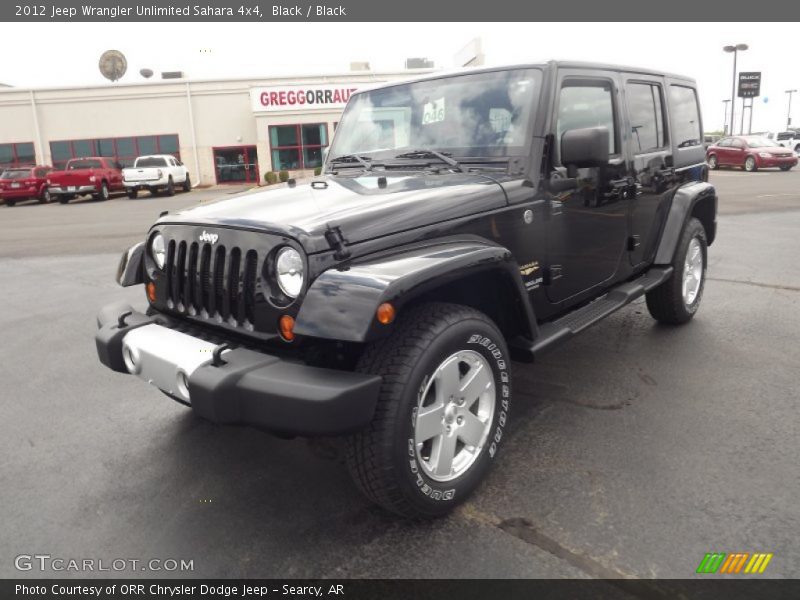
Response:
[324,224,351,260]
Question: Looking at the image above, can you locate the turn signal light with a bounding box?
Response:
[279,315,296,341]
[376,302,396,325]
[146,282,156,303]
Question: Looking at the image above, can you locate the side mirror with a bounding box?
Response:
[561,126,610,168]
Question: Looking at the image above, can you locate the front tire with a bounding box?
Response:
[166,177,175,196]
[744,155,757,172]
[5,200,15,207]
[646,217,707,325]
[780,165,793,172]
[39,188,51,203]
[127,188,138,199]
[707,154,718,170]
[346,302,511,518]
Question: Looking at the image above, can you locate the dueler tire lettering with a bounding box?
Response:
[345,302,512,518]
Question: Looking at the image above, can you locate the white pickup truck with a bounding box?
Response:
[766,131,800,154]
[122,154,191,198]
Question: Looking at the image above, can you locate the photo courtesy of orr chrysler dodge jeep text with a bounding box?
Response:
[96,61,717,518]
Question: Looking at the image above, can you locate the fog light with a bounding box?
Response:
[146,282,156,302]
[376,302,396,325]
[176,370,190,399]
[279,315,295,342]
[122,344,140,374]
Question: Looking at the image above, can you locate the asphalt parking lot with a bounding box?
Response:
[1,171,798,581]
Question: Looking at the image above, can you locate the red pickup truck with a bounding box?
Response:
[47,157,124,204]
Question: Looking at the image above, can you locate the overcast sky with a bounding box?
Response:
[1,22,797,133]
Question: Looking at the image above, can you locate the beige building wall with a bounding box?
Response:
[0,70,432,186]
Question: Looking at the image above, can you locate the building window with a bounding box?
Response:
[0,142,36,168]
[213,146,259,184]
[48,134,180,169]
[269,123,328,170]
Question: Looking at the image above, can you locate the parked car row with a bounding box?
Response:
[706,135,798,172]
[0,154,191,207]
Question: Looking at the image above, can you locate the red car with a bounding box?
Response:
[0,165,53,207]
[47,157,124,203]
[706,136,798,172]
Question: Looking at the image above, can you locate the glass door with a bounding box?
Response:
[213,146,259,184]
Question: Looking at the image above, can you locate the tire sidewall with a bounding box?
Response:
[389,316,511,516]
[745,156,756,171]
[708,154,717,169]
[100,183,109,200]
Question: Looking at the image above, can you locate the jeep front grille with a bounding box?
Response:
[164,240,259,328]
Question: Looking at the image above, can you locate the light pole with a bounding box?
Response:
[722,99,731,134]
[723,44,748,135]
[786,89,798,130]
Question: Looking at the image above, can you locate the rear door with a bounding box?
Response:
[622,75,677,266]
[728,138,746,167]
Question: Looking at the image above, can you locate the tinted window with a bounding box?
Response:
[135,157,168,167]
[558,81,617,156]
[2,169,31,179]
[138,136,157,155]
[15,143,35,164]
[98,139,116,157]
[626,82,666,152]
[776,132,795,141]
[158,134,179,154]
[68,159,103,169]
[717,138,732,147]
[72,139,95,157]
[669,85,701,148]
[731,139,744,148]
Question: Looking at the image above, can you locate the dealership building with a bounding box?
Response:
[0,68,433,186]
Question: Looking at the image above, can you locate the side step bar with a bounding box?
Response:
[510,267,673,362]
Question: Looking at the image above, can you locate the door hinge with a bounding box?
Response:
[324,224,351,260]
[627,235,641,251]
[543,265,563,285]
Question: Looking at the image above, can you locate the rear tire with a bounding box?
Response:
[346,302,511,518]
[94,182,109,201]
[166,177,175,196]
[127,188,138,199]
[5,200,15,207]
[646,217,707,325]
[182,174,191,192]
[39,188,51,203]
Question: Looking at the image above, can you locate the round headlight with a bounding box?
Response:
[275,247,304,298]
[151,232,166,269]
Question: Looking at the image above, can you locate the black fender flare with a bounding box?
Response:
[654,181,717,265]
[116,242,145,287]
[294,238,538,343]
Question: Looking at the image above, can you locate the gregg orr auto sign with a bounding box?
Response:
[251,84,360,112]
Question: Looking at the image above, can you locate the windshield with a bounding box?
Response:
[327,68,542,165]
[1,169,31,179]
[135,157,168,167]
[746,138,779,148]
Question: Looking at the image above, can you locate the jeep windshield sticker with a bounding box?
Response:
[422,98,445,125]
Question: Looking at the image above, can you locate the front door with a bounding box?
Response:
[545,72,629,305]
[213,146,259,184]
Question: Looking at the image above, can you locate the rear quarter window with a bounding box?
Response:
[669,85,702,148]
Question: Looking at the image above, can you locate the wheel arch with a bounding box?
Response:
[654,182,717,265]
[294,238,538,344]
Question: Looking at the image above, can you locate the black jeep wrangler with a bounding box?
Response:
[96,61,716,518]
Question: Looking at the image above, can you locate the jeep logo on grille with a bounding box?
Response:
[199,230,219,244]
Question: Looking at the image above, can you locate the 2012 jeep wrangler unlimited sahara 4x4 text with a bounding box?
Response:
[96,61,717,518]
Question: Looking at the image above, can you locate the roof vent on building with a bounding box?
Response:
[405,58,434,69]
[349,61,371,71]
[161,71,184,79]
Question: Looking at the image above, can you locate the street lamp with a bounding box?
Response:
[786,89,798,130]
[723,44,748,135]
[722,99,731,134]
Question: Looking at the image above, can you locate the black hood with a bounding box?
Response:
[157,173,508,253]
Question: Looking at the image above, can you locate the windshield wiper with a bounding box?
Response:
[393,149,464,172]
[329,154,373,171]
